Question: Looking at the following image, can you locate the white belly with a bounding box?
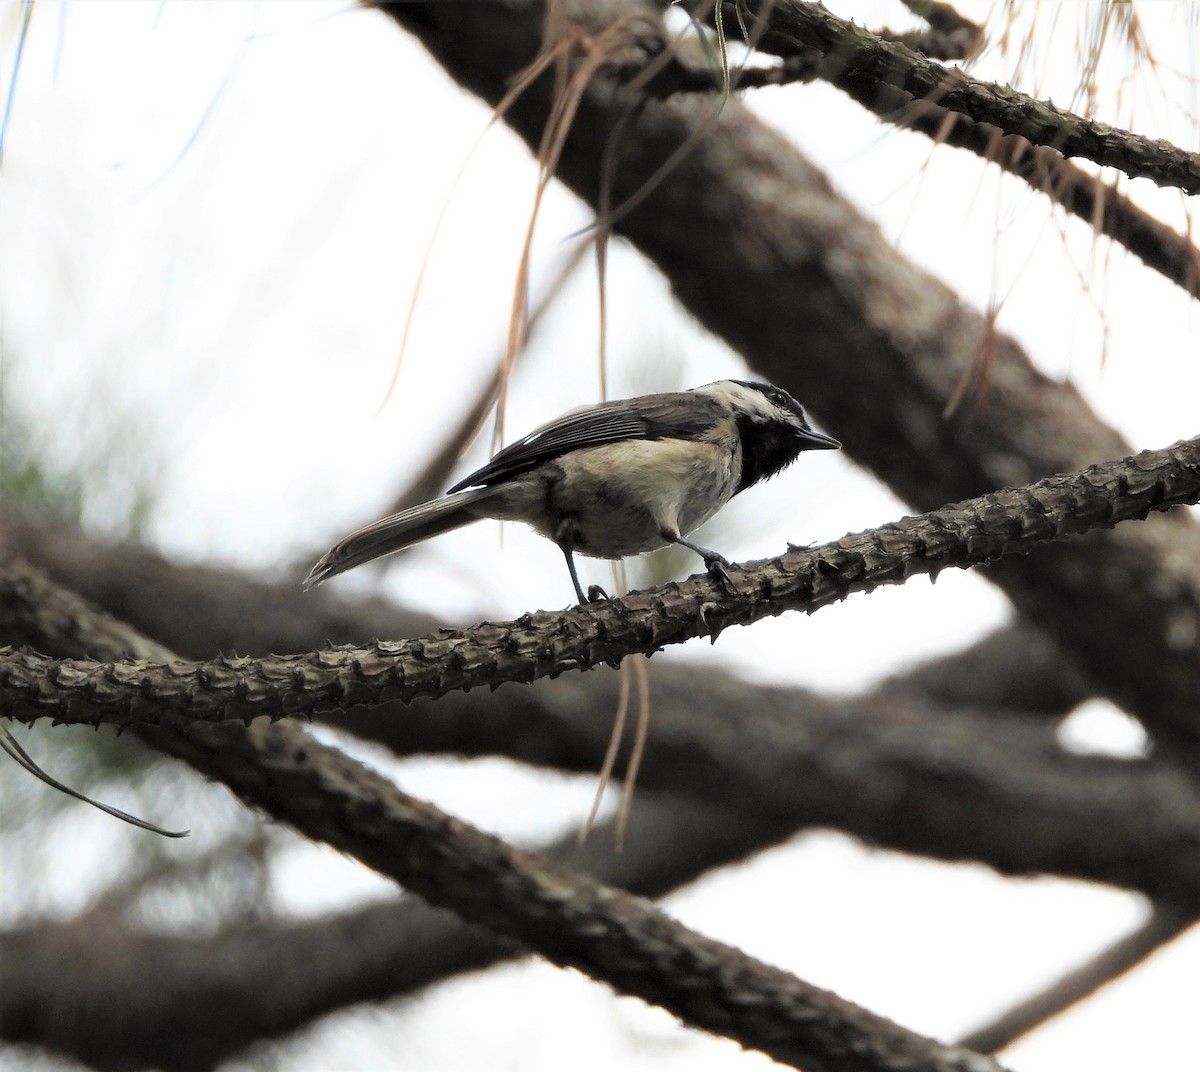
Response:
[546,438,738,559]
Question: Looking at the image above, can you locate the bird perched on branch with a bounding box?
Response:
[305,379,839,603]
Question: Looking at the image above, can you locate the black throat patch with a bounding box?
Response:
[734,414,807,494]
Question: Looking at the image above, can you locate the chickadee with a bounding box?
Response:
[305,379,839,603]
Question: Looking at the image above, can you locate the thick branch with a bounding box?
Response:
[5,548,1195,1064]
[5,436,1197,729]
[370,689,1200,904]
[141,729,1016,1072]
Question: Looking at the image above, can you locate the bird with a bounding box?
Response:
[304,379,839,603]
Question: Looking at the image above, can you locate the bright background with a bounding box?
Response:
[1,2,1197,1070]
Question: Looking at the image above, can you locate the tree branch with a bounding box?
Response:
[2,792,792,1072]
[0,509,1090,719]
[0,508,1089,720]
[708,3,1200,300]
[884,0,983,60]
[734,0,1200,194]
[5,435,1197,730]
[0,568,1009,1072]
[7,542,1199,904]
[5,535,1195,1063]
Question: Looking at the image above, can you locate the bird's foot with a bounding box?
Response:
[703,553,736,593]
[585,584,610,603]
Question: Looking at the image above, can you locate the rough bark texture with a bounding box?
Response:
[718,2,1200,299]
[7,521,1198,904]
[6,435,1197,729]
[745,0,1200,192]
[0,509,1091,715]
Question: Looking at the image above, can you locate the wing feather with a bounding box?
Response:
[447,393,719,492]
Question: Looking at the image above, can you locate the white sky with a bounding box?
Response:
[1,2,1198,1070]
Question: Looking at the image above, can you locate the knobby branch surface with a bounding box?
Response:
[7,530,1200,904]
[4,435,1198,729]
[648,16,1200,298]
[0,507,1089,718]
[738,0,1200,194]
[0,565,1008,1072]
[710,9,1200,300]
[4,526,1197,1065]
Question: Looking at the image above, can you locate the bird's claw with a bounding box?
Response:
[585,584,610,603]
[703,554,736,593]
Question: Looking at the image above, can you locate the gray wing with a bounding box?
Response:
[446,392,720,492]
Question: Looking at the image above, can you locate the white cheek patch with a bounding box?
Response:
[701,381,779,423]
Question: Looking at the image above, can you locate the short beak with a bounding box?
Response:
[799,427,840,450]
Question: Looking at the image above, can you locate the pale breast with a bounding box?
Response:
[552,437,740,559]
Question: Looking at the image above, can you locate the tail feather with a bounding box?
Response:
[304,486,502,589]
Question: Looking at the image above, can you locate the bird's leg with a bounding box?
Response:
[661,531,735,591]
[560,544,587,604]
[559,543,607,604]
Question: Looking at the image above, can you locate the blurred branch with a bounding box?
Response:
[5,434,1198,729]
[365,690,1200,904]
[2,792,794,1072]
[958,903,1198,1054]
[884,0,983,60]
[4,543,1195,1063]
[0,510,445,658]
[9,793,1192,1071]
[0,562,1008,1072]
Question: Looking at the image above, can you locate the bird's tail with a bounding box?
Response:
[304,486,503,589]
